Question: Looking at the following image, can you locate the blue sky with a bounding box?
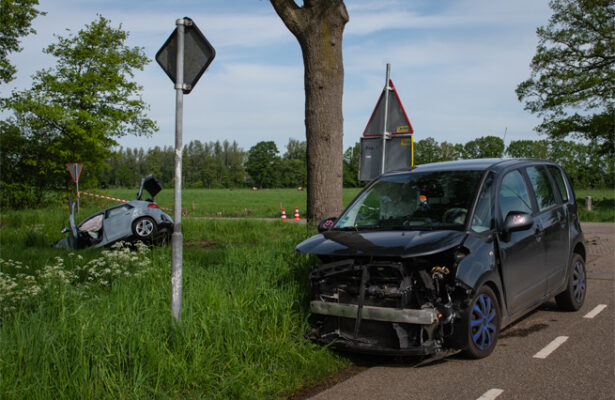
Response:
[4,0,553,153]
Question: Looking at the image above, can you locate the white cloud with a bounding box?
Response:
[4,0,553,153]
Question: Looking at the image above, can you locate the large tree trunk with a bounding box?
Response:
[270,0,348,224]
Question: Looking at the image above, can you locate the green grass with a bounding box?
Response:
[76,186,613,222]
[575,188,615,222]
[0,215,350,399]
[1,186,612,399]
[81,188,363,218]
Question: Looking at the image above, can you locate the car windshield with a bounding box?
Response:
[335,170,484,230]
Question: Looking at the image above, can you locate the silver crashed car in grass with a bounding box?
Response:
[55,175,173,249]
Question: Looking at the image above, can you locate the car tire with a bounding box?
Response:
[461,285,500,359]
[555,253,586,311]
[132,217,156,241]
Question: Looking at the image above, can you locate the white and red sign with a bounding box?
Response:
[65,163,83,183]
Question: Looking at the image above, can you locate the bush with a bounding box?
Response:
[0,182,38,209]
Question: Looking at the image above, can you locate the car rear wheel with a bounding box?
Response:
[132,217,156,240]
[555,253,586,311]
[462,285,500,359]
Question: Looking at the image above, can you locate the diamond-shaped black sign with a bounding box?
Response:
[156,17,215,94]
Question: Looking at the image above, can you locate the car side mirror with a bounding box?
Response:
[318,217,337,233]
[501,212,533,241]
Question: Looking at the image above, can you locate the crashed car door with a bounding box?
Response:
[525,165,570,295]
[102,204,134,243]
[496,169,546,315]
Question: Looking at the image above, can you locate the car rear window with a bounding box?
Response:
[106,204,133,218]
[526,166,557,211]
[547,165,569,202]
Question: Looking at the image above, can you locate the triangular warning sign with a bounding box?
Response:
[65,163,83,183]
[363,80,413,137]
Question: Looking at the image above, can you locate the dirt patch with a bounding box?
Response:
[585,236,600,245]
[204,208,254,217]
[288,365,367,400]
[183,239,258,249]
[184,239,218,248]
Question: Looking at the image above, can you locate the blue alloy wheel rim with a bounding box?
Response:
[572,260,586,303]
[470,294,497,350]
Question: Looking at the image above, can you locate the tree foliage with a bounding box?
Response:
[342,142,360,187]
[0,0,45,83]
[99,140,246,190]
[280,138,307,187]
[284,138,306,161]
[414,138,443,165]
[245,141,281,188]
[1,16,157,196]
[506,140,549,159]
[463,136,505,158]
[516,0,615,154]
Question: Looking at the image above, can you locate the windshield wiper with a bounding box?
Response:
[336,225,373,232]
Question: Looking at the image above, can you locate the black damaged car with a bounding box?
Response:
[297,159,586,358]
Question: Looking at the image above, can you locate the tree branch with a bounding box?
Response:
[270,0,304,37]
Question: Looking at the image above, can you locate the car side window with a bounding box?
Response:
[471,173,493,233]
[526,166,557,211]
[499,170,533,219]
[106,204,132,218]
[547,165,569,203]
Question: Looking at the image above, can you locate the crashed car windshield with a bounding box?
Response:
[335,170,484,231]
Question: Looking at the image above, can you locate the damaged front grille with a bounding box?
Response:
[309,257,457,354]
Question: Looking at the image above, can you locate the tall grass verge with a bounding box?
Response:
[0,220,349,399]
[575,189,615,222]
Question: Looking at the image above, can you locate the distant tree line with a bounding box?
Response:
[100,140,246,189]
[95,138,307,190]
[100,135,609,191]
[408,136,613,189]
[1,133,612,209]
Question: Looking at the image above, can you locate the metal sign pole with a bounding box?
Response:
[76,180,80,214]
[171,18,186,324]
[381,64,391,174]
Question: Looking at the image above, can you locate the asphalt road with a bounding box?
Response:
[310,222,614,400]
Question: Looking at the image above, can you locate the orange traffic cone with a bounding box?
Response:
[281,208,287,222]
[293,207,301,220]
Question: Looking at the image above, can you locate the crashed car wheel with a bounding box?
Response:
[462,285,500,359]
[555,253,586,311]
[132,217,156,240]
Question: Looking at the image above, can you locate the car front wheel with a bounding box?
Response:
[461,285,500,359]
[555,253,586,311]
[132,217,156,240]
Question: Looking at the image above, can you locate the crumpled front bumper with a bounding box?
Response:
[309,301,442,355]
[311,301,438,325]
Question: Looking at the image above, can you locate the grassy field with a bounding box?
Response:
[575,188,615,222]
[1,187,612,399]
[73,186,615,222]
[85,187,364,219]
[0,214,350,399]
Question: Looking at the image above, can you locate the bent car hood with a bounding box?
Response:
[296,229,467,258]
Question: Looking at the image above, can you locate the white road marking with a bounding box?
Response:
[583,304,607,319]
[533,336,568,359]
[476,388,504,400]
